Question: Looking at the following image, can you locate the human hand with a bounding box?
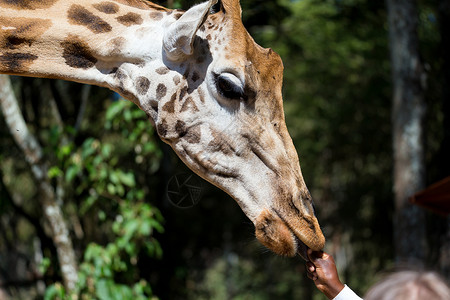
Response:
[306,249,345,300]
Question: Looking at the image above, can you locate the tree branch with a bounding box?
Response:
[0,75,78,292]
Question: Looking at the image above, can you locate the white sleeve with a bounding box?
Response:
[332,285,363,300]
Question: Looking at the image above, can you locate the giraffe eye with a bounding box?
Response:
[215,73,246,101]
[210,0,222,14]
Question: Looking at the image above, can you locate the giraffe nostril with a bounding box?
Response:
[301,191,316,216]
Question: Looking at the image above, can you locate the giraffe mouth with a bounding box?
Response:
[294,235,309,261]
[276,209,315,261]
[254,209,325,259]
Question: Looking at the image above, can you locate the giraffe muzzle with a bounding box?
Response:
[254,209,325,259]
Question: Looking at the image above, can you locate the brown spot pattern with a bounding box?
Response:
[208,130,235,156]
[68,4,112,34]
[180,97,199,113]
[149,11,163,20]
[173,75,180,85]
[150,99,158,113]
[61,35,97,69]
[162,93,176,113]
[0,17,52,50]
[116,12,143,26]
[156,83,167,99]
[173,13,183,20]
[156,120,168,137]
[109,37,125,56]
[113,0,168,11]
[175,120,186,137]
[178,86,188,102]
[136,76,150,95]
[185,126,201,144]
[114,68,127,80]
[0,0,57,10]
[93,1,119,14]
[197,87,205,103]
[0,52,38,73]
[155,66,169,75]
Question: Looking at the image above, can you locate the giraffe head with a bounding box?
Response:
[154,0,325,258]
[0,0,324,258]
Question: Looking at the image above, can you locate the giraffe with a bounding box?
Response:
[0,0,325,258]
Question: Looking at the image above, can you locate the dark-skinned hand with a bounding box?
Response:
[306,249,345,300]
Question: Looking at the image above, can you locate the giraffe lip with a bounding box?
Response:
[294,235,309,261]
[273,209,312,260]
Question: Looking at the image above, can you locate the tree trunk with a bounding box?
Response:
[0,75,79,292]
[386,0,427,265]
[437,0,450,279]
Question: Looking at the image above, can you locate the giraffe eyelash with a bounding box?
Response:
[214,72,246,101]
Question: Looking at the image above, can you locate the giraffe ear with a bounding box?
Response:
[163,0,218,61]
[221,0,242,17]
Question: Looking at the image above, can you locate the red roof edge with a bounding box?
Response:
[410,176,450,216]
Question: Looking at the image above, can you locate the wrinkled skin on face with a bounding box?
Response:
[158,0,325,258]
[0,0,323,257]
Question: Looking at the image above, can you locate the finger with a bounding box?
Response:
[307,249,324,262]
[306,272,317,281]
[306,262,315,272]
[307,249,314,261]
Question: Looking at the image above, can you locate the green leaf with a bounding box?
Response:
[92,155,103,167]
[148,219,164,233]
[106,101,126,121]
[115,284,134,300]
[44,283,65,300]
[59,144,73,158]
[124,219,139,235]
[81,138,97,159]
[98,210,106,221]
[96,279,113,300]
[101,143,112,158]
[140,220,151,236]
[48,166,62,179]
[116,184,125,196]
[39,257,51,274]
[65,165,80,182]
[118,171,135,187]
[80,195,97,215]
[109,171,120,184]
[84,243,101,260]
[107,183,116,195]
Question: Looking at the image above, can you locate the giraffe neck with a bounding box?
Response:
[0,0,188,119]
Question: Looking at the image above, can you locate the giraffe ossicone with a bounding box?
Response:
[0,0,325,258]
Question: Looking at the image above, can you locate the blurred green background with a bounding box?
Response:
[0,0,448,299]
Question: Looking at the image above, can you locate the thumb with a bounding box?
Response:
[307,249,325,263]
